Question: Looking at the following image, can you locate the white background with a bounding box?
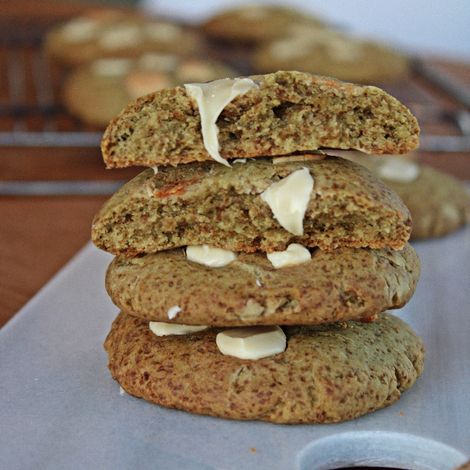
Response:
[142,0,470,60]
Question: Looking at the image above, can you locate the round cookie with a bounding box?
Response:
[254,27,408,83]
[92,156,412,256]
[45,9,200,67]
[331,151,470,240]
[202,5,325,44]
[104,312,424,423]
[63,55,236,127]
[106,244,419,327]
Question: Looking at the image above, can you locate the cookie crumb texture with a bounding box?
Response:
[105,244,419,326]
[91,157,412,255]
[104,312,424,423]
[101,71,420,168]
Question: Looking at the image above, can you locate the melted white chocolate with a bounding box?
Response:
[184,78,258,166]
[186,245,236,267]
[216,326,286,360]
[149,322,208,336]
[267,243,311,268]
[261,167,314,235]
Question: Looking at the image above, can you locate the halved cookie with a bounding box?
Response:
[104,312,424,423]
[92,156,412,255]
[106,243,419,326]
[101,71,419,168]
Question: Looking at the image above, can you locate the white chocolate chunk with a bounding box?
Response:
[124,71,172,99]
[149,321,208,336]
[61,17,98,43]
[267,243,311,268]
[167,305,182,319]
[99,24,143,50]
[145,22,182,42]
[138,53,179,72]
[186,245,236,267]
[216,326,286,360]
[184,78,258,166]
[176,60,215,83]
[378,158,420,183]
[91,58,133,77]
[233,158,247,164]
[261,167,314,235]
[152,166,158,174]
[119,386,126,396]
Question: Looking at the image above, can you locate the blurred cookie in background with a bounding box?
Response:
[202,4,326,45]
[63,54,236,127]
[45,9,201,67]
[253,26,409,83]
[330,151,470,240]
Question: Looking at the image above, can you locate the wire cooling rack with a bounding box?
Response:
[0,19,101,147]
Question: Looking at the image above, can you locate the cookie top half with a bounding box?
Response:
[91,156,412,255]
[101,71,419,169]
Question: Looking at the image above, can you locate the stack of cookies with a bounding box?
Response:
[92,71,424,423]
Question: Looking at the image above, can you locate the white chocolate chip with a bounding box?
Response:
[255,278,262,287]
[186,245,236,267]
[267,243,311,268]
[378,158,420,183]
[184,78,258,166]
[152,166,158,174]
[99,24,143,50]
[261,167,314,235]
[233,158,247,164]
[119,386,127,396]
[216,326,286,360]
[91,58,133,77]
[167,305,182,320]
[149,321,208,336]
[61,17,98,43]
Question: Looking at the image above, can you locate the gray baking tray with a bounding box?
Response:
[1,227,469,470]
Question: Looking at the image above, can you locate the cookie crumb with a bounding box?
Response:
[250,447,257,453]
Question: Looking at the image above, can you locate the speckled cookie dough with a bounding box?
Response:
[104,312,424,424]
